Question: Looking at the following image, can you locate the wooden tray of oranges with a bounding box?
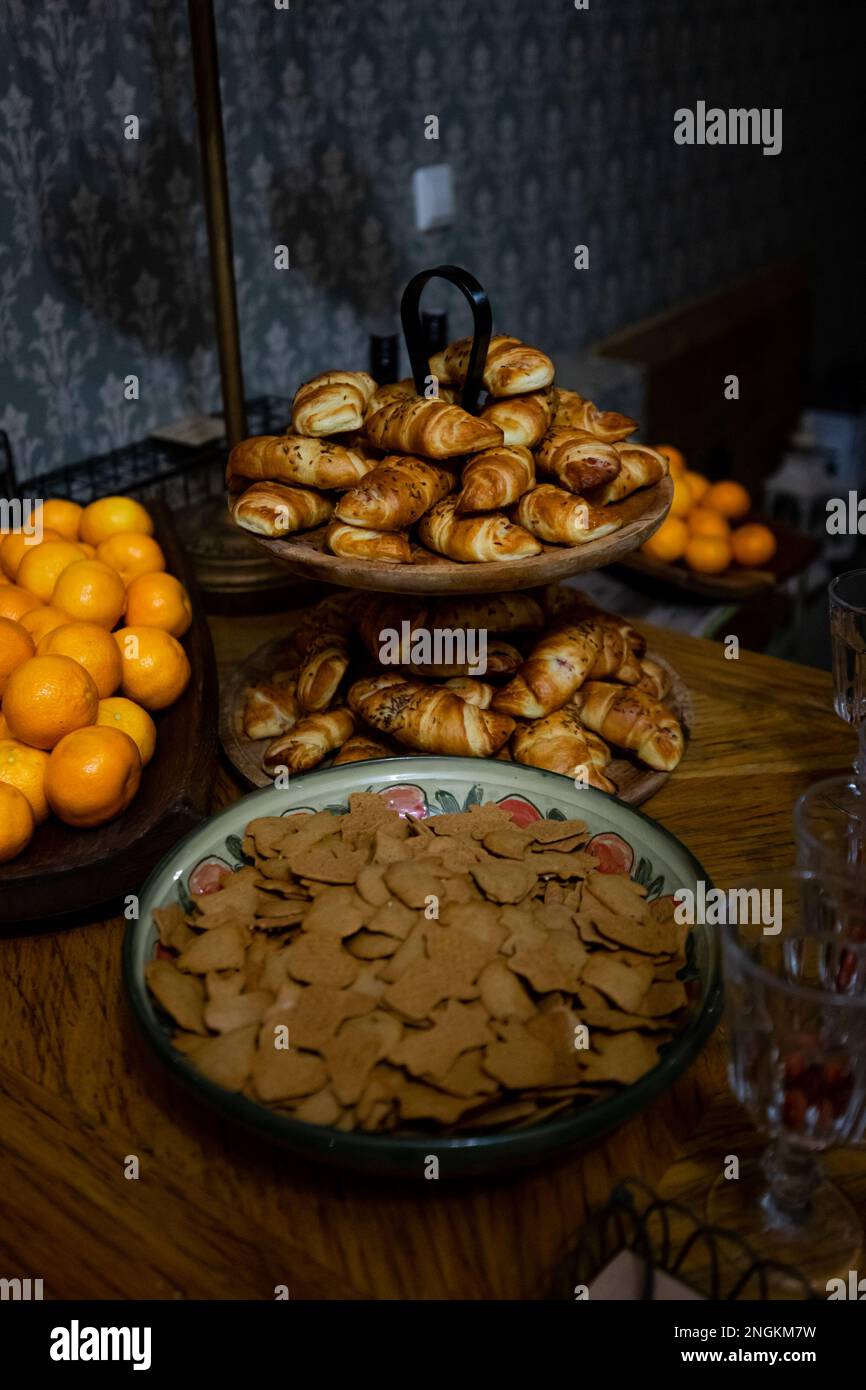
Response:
[620,448,816,600]
[0,497,217,926]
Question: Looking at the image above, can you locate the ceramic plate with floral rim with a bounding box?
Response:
[124,757,721,1178]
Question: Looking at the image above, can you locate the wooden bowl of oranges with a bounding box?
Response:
[629,446,778,593]
[0,495,216,923]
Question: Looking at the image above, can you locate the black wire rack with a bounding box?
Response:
[544,1178,818,1300]
[0,396,291,508]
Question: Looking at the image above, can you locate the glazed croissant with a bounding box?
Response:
[535,428,622,494]
[230,481,333,536]
[363,397,502,459]
[571,682,684,772]
[324,520,411,564]
[331,733,396,765]
[262,708,355,774]
[443,677,496,708]
[227,435,374,492]
[348,674,514,757]
[480,389,555,447]
[296,629,351,712]
[587,615,646,684]
[514,484,623,545]
[587,444,668,505]
[492,620,602,719]
[290,371,378,436]
[455,444,535,513]
[417,497,541,562]
[553,389,637,443]
[242,678,299,740]
[430,335,555,397]
[365,378,458,415]
[511,708,616,793]
[334,454,454,531]
[635,657,670,701]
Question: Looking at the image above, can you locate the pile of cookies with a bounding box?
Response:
[226,335,668,565]
[239,583,685,793]
[146,797,691,1134]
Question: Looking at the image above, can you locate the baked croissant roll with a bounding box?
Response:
[513,484,623,545]
[230,481,333,536]
[334,455,454,531]
[296,629,351,713]
[586,444,668,505]
[535,428,621,494]
[571,682,684,772]
[262,707,355,774]
[430,335,555,397]
[587,615,645,684]
[444,677,495,708]
[226,435,375,492]
[324,520,411,564]
[492,620,602,718]
[455,444,535,513]
[357,593,544,662]
[348,674,514,757]
[553,389,637,443]
[635,657,670,701]
[332,734,396,765]
[429,592,544,634]
[363,397,502,459]
[242,678,299,740]
[511,709,616,793]
[396,641,522,681]
[290,371,378,436]
[417,497,541,562]
[365,378,458,415]
[480,389,555,447]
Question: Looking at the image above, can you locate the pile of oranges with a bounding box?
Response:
[642,446,778,576]
[0,495,193,863]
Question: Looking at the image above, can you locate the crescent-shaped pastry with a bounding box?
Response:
[455,444,535,513]
[534,428,621,494]
[443,677,496,708]
[332,733,397,765]
[230,481,333,536]
[429,335,555,397]
[571,682,684,772]
[226,435,375,492]
[363,397,502,459]
[511,708,616,793]
[296,629,351,713]
[513,484,623,545]
[347,674,514,757]
[334,455,454,531]
[242,677,299,740]
[480,389,555,447]
[262,708,355,774]
[492,620,602,719]
[553,389,637,443]
[365,379,459,416]
[417,497,541,563]
[585,444,668,505]
[324,520,411,564]
[290,371,378,436]
[635,657,671,701]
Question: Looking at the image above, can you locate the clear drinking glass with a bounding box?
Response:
[829,570,866,779]
[707,867,866,1290]
[795,775,866,884]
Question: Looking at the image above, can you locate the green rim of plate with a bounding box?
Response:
[123,756,721,1175]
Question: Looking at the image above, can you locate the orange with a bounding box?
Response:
[0,712,9,738]
[51,559,126,629]
[668,473,694,519]
[684,471,710,505]
[0,572,9,585]
[20,605,68,644]
[0,782,34,862]
[0,526,62,580]
[703,479,751,520]
[78,542,96,559]
[0,617,35,696]
[731,522,777,568]
[124,571,192,637]
[684,535,732,575]
[37,622,123,698]
[0,738,50,822]
[0,585,43,623]
[79,495,153,546]
[113,626,191,710]
[688,507,731,539]
[34,498,83,542]
[2,654,99,750]
[45,725,141,828]
[97,696,157,766]
[656,444,686,475]
[16,539,84,603]
[96,532,165,585]
[641,516,689,564]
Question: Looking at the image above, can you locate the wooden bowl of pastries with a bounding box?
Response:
[225,336,673,595]
[220,583,692,808]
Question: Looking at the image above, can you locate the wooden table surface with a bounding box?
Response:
[0,614,858,1301]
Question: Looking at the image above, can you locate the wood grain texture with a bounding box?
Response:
[245,476,673,595]
[0,613,858,1300]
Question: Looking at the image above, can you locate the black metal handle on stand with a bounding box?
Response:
[400,265,491,416]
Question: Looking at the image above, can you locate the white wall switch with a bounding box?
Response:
[412,164,455,232]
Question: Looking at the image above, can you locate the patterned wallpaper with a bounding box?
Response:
[0,0,858,480]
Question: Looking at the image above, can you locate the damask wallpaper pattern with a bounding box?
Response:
[0,0,857,479]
